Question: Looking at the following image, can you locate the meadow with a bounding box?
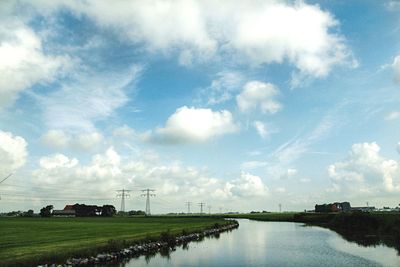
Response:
[0,216,230,266]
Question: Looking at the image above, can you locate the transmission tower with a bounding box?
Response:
[141,189,156,215]
[185,201,192,214]
[279,203,282,213]
[208,205,211,215]
[198,202,205,214]
[116,189,131,212]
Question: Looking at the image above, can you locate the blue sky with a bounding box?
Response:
[1,0,400,213]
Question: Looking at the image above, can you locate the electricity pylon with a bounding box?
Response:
[141,189,156,215]
[198,202,205,214]
[185,201,192,214]
[116,189,131,212]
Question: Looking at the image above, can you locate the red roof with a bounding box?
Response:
[64,205,74,210]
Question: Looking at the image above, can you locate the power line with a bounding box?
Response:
[185,201,192,213]
[0,173,13,200]
[116,189,131,212]
[198,202,205,214]
[0,173,12,184]
[141,189,155,215]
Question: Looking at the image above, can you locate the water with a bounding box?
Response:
[119,219,399,267]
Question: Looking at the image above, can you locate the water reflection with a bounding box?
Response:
[117,219,399,267]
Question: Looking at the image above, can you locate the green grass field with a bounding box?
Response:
[0,216,230,267]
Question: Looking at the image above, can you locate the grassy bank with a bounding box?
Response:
[224,212,400,252]
[0,216,232,267]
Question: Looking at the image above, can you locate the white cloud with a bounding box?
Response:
[113,125,136,139]
[240,161,268,170]
[148,106,239,144]
[328,142,400,194]
[0,130,28,174]
[41,130,103,151]
[39,154,78,169]
[0,21,69,110]
[75,132,104,151]
[41,130,70,148]
[201,71,245,105]
[229,2,353,78]
[253,121,268,139]
[31,147,270,209]
[237,81,281,114]
[393,55,400,84]
[385,1,400,11]
[275,187,286,193]
[40,65,142,133]
[229,172,269,197]
[281,168,298,179]
[397,142,400,154]
[27,0,352,80]
[385,111,400,121]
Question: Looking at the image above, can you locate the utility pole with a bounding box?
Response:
[279,203,282,213]
[141,189,156,215]
[0,173,12,200]
[208,205,211,215]
[198,202,205,214]
[116,189,131,212]
[185,201,192,214]
[219,207,222,214]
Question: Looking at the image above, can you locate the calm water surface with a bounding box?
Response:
[119,219,399,267]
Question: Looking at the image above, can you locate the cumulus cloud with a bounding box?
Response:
[328,142,400,194]
[0,21,69,110]
[237,81,281,114]
[393,55,400,84]
[229,172,269,197]
[0,130,28,175]
[148,106,239,144]
[25,0,353,81]
[31,147,270,210]
[41,130,70,148]
[39,154,78,169]
[41,130,103,151]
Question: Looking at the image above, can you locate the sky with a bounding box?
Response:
[1,0,400,213]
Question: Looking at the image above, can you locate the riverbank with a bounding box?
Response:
[0,216,235,267]
[225,212,400,252]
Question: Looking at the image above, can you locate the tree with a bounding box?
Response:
[40,205,53,217]
[22,210,34,217]
[101,205,116,217]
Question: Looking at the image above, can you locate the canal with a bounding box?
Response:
[118,219,399,267]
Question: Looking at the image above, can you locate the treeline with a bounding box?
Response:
[0,210,36,217]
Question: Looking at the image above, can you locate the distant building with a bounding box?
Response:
[351,206,375,212]
[315,202,351,213]
[52,209,76,217]
[52,204,116,217]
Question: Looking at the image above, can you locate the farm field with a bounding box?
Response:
[0,216,229,266]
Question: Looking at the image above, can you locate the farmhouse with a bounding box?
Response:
[52,209,76,217]
[315,202,351,213]
[51,204,116,217]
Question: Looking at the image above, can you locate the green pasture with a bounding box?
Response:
[0,216,229,267]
